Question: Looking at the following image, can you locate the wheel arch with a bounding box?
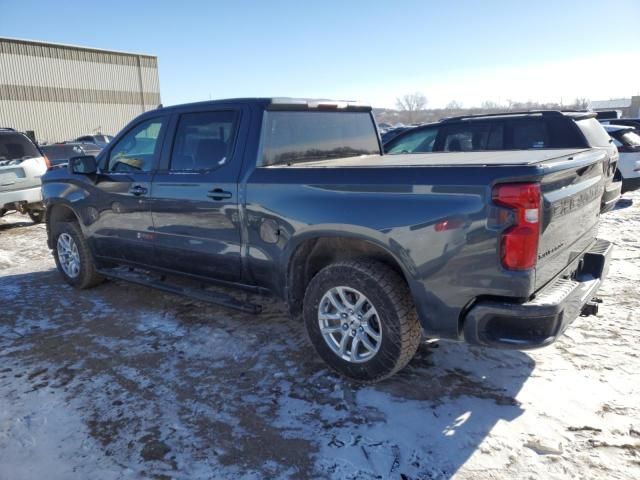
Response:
[45,202,82,249]
[284,233,414,317]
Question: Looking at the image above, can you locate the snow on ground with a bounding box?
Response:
[0,191,639,480]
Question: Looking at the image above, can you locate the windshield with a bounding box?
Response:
[0,133,41,162]
[260,111,380,166]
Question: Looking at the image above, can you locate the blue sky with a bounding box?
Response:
[2,0,639,108]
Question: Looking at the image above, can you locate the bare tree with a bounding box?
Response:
[481,100,501,110]
[573,97,589,109]
[396,92,428,123]
[445,100,462,110]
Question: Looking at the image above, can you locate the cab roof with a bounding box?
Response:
[154,97,371,112]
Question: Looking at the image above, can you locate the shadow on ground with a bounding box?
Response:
[0,268,535,479]
[614,197,633,210]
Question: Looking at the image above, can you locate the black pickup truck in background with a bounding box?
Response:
[383,110,622,213]
[42,98,612,382]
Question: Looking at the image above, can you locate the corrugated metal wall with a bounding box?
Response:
[0,37,161,143]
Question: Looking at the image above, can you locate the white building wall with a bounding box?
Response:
[0,38,161,143]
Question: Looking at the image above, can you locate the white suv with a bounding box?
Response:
[604,124,640,193]
[0,128,49,223]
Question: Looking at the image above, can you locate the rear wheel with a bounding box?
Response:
[303,259,422,383]
[52,221,104,289]
[27,209,44,224]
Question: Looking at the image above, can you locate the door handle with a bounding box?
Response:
[207,188,233,201]
[129,185,148,196]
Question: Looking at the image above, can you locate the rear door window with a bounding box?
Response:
[385,127,439,153]
[169,111,238,171]
[437,121,504,151]
[510,119,549,148]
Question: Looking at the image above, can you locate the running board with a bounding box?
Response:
[97,267,262,314]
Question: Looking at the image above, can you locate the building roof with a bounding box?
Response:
[0,36,156,59]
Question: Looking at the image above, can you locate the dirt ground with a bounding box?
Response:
[1,191,639,480]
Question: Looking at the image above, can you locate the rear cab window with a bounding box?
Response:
[260,111,380,166]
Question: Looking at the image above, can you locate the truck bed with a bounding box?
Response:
[268,149,589,168]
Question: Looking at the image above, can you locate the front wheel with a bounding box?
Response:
[52,221,104,289]
[303,259,422,383]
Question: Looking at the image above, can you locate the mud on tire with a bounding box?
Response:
[303,259,422,383]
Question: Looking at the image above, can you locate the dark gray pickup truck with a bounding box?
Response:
[42,98,612,382]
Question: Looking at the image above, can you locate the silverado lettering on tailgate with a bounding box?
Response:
[549,183,603,219]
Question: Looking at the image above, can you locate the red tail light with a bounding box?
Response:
[492,182,541,270]
[42,155,51,169]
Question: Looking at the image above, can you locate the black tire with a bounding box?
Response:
[27,209,44,224]
[51,221,104,289]
[303,259,422,383]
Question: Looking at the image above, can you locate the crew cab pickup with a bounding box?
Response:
[42,98,612,382]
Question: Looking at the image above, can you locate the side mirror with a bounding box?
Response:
[68,155,97,175]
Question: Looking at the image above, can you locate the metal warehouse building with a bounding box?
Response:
[0,37,161,143]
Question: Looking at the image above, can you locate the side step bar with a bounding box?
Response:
[97,267,262,314]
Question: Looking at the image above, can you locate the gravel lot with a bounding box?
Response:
[1,191,639,480]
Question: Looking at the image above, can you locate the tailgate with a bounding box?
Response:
[535,149,606,290]
[0,165,27,191]
[0,157,45,192]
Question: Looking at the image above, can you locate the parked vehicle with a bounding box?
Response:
[43,98,612,382]
[0,127,49,223]
[74,134,113,148]
[383,111,621,213]
[604,124,640,193]
[599,118,640,133]
[41,143,102,169]
[380,126,412,143]
[594,110,620,120]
